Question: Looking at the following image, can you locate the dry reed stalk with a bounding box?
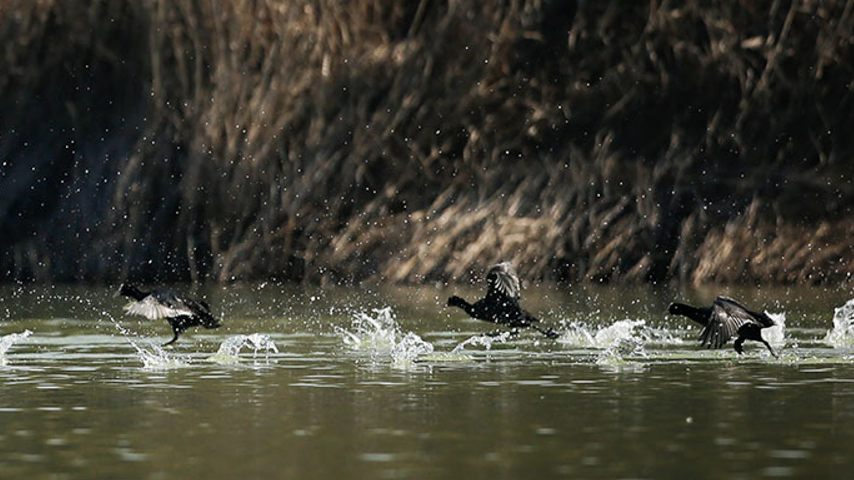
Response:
[0,0,851,285]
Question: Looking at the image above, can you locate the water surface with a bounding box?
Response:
[2,284,854,479]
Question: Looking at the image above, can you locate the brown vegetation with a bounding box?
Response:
[0,0,852,285]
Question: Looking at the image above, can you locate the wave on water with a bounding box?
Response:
[824,299,854,347]
[208,334,279,365]
[337,307,435,366]
[0,330,32,366]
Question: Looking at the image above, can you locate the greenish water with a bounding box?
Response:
[2,284,854,479]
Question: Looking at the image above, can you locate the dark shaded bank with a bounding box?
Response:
[0,1,852,285]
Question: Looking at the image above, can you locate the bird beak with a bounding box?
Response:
[112,285,122,298]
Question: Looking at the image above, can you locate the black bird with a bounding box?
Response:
[447,262,559,339]
[668,296,778,357]
[118,284,221,346]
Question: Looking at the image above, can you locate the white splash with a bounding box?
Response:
[391,332,434,366]
[337,307,400,354]
[558,319,647,348]
[824,299,854,347]
[452,332,513,353]
[764,311,787,348]
[0,330,32,366]
[604,336,648,358]
[99,310,187,369]
[130,340,188,370]
[208,334,279,365]
[595,336,648,373]
[337,307,434,366]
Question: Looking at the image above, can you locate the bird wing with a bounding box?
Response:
[716,296,775,327]
[486,262,521,300]
[124,295,193,320]
[182,298,221,328]
[699,297,757,348]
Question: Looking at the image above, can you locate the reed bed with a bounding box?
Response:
[0,0,851,285]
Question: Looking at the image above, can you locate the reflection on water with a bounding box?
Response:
[1,284,854,478]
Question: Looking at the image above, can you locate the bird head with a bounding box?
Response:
[447,296,466,308]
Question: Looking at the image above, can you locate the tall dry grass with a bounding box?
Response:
[0,0,852,285]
